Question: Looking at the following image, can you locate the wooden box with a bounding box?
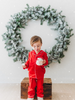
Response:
[21,77,52,100]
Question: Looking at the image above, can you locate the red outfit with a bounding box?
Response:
[23,50,48,98]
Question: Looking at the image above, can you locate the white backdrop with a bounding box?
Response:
[0,0,75,83]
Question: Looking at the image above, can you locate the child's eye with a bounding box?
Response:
[34,46,39,48]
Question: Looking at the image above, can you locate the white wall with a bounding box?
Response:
[0,0,75,83]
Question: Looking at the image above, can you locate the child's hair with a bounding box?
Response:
[30,35,42,46]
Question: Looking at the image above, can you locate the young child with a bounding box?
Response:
[22,35,48,100]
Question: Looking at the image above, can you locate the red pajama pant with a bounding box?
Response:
[28,78,44,98]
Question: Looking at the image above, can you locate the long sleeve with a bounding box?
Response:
[23,52,30,70]
[43,52,48,66]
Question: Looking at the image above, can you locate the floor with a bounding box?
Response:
[0,83,75,100]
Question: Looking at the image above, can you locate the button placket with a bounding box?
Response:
[35,54,37,79]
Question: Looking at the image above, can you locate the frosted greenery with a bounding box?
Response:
[2,4,74,68]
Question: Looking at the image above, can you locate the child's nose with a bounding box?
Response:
[36,47,38,49]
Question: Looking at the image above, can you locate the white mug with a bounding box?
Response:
[36,58,43,65]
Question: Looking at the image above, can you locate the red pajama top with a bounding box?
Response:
[23,50,48,79]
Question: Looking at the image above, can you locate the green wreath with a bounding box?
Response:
[2,4,74,68]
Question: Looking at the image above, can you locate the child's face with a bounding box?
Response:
[32,41,42,53]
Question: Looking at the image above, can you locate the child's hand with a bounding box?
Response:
[43,60,46,64]
[22,63,26,69]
